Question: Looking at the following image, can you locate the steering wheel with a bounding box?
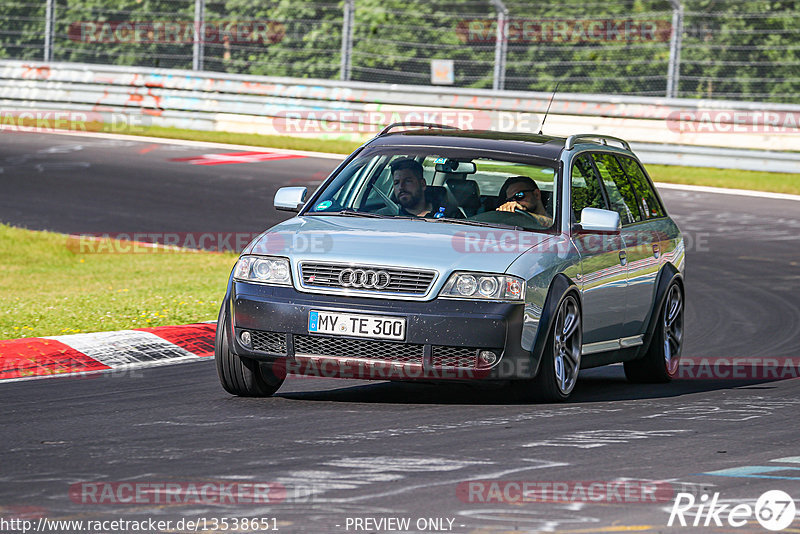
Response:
[471,209,552,229]
[511,208,553,228]
[374,187,400,215]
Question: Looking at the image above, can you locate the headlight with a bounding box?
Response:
[440,272,525,301]
[233,256,292,285]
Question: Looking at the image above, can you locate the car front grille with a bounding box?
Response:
[299,262,436,296]
[294,334,423,364]
[246,330,493,369]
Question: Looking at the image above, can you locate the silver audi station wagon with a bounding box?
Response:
[215,124,685,401]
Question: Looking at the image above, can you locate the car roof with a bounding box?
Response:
[366,129,567,160]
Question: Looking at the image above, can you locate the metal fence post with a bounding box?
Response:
[44,0,55,61]
[666,0,683,98]
[193,0,206,71]
[490,0,508,91]
[340,0,354,81]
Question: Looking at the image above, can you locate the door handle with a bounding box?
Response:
[652,244,661,259]
[619,250,628,266]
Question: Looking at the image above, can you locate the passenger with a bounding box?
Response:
[496,175,553,226]
[390,158,462,218]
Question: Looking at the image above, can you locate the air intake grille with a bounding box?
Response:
[294,335,423,364]
[250,331,287,354]
[299,262,436,295]
[431,346,479,368]
[248,331,494,369]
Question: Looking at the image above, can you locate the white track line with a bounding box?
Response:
[654,182,800,202]
[5,127,345,160]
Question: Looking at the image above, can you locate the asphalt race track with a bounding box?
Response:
[2,132,800,533]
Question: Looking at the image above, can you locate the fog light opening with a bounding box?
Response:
[240,330,252,347]
[479,350,497,366]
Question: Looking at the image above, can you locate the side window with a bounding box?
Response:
[571,154,606,222]
[617,156,665,219]
[591,153,642,225]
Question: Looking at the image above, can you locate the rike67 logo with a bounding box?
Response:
[668,490,796,531]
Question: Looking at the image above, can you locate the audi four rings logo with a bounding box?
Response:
[338,268,392,289]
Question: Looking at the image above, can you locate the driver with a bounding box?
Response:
[390,158,462,218]
[496,176,553,226]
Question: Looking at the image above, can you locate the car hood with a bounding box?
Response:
[245,215,556,277]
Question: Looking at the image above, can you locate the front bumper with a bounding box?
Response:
[227,281,538,380]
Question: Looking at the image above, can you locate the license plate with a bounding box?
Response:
[308,310,406,341]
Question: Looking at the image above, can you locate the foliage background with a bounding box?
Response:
[1,0,798,102]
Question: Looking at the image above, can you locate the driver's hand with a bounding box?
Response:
[497,202,554,226]
[497,201,523,212]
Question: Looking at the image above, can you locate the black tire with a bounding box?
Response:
[215,304,284,397]
[510,292,582,402]
[624,281,684,383]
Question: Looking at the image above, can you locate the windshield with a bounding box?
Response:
[304,147,559,232]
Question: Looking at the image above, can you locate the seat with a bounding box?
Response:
[540,189,553,216]
[426,185,465,218]
[445,178,482,217]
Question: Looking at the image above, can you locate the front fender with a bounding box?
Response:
[527,274,582,378]
[507,235,581,378]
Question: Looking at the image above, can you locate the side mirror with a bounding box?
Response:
[576,207,621,233]
[274,186,307,212]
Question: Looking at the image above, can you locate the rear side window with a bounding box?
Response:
[591,153,642,225]
[617,156,665,219]
[571,154,606,223]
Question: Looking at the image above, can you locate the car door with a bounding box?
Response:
[616,155,669,334]
[570,153,627,347]
[590,152,660,340]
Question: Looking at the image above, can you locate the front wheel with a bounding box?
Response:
[624,281,684,383]
[510,292,581,402]
[533,292,583,401]
[215,304,284,397]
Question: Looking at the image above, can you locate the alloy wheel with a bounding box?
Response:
[553,295,582,395]
[663,284,683,375]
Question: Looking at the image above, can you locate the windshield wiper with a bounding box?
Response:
[427,217,524,231]
[310,209,419,221]
[306,209,384,218]
[333,210,387,218]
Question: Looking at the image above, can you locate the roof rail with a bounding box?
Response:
[378,122,460,137]
[565,134,631,151]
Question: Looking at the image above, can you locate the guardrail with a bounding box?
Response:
[2,60,798,172]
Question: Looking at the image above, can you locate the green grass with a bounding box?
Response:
[0,224,236,340]
[646,164,800,195]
